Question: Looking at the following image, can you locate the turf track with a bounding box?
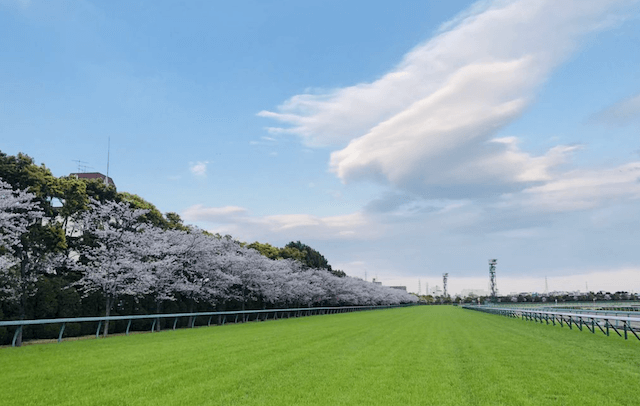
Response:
[1,306,638,405]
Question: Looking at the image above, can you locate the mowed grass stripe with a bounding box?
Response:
[1,306,639,405]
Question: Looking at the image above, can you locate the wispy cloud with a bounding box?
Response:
[593,92,640,126]
[249,136,279,146]
[260,0,638,199]
[0,0,32,9]
[183,204,247,221]
[189,161,209,177]
[181,204,376,242]
[503,161,640,212]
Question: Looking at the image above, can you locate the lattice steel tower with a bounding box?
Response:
[442,273,449,298]
[489,259,497,300]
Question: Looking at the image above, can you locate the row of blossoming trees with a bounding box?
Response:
[1,177,416,345]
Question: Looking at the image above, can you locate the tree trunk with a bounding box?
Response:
[217,302,225,325]
[104,297,112,337]
[155,300,162,332]
[242,288,246,322]
[187,300,195,327]
[15,255,29,347]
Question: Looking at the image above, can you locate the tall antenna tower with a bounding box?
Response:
[489,259,498,300]
[544,276,549,294]
[418,279,421,295]
[442,273,448,298]
[426,282,429,296]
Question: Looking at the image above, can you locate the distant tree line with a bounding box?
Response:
[0,151,416,345]
[415,291,639,305]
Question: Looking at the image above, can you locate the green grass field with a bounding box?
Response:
[1,306,639,405]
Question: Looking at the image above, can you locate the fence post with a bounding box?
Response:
[58,323,66,343]
[11,325,22,347]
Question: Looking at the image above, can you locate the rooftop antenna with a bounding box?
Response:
[489,259,498,301]
[105,136,111,186]
[442,273,448,298]
[72,160,92,173]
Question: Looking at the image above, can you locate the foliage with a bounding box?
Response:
[68,199,154,335]
[0,178,66,345]
[1,150,416,344]
[118,192,169,229]
[248,240,347,278]
[0,152,59,215]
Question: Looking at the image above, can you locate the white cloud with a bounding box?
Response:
[500,161,640,212]
[594,92,640,126]
[260,0,637,198]
[250,136,278,146]
[181,204,377,242]
[189,161,209,177]
[183,204,247,222]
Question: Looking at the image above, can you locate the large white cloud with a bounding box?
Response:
[260,0,637,197]
[182,204,376,242]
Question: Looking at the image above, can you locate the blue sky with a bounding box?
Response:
[2,0,640,295]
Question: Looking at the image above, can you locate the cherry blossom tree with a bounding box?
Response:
[160,229,238,326]
[0,179,64,345]
[70,199,154,336]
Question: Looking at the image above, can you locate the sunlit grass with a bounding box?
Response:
[1,306,638,405]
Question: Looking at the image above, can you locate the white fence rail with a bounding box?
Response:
[1,304,411,347]
[463,305,640,342]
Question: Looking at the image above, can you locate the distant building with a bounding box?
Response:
[389,286,407,292]
[461,289,490,297]
[371,278,382,286]
[70,172,116,188]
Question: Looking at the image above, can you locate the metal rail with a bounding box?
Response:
[1,304,410,347]
[463,305,640,342]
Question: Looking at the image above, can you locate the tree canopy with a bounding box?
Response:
[0,150,416,345]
